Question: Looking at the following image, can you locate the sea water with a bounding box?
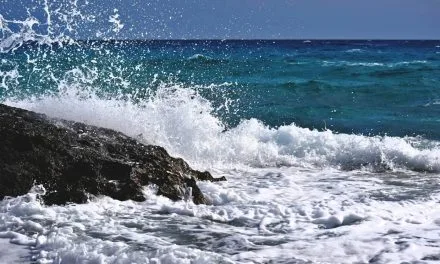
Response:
[1,2,440,263]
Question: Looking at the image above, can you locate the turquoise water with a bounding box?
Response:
[3,7,440,263]
[2,40,440,139]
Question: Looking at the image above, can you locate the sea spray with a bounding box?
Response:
[6,84,440,173]
[2,1,440,263]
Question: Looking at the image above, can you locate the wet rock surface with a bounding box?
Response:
[0,104,225,205]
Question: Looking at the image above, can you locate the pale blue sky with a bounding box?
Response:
[1,0,439,39]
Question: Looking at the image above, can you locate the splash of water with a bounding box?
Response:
[2,0,440,174]
[5,82,440,173]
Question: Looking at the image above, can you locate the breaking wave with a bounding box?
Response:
[6,83,440,173]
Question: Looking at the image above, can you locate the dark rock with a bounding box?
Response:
[0,104,225,205]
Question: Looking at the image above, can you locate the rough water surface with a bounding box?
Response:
[1,2,440,263]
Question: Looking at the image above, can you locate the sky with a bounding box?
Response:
[1,0,439,39]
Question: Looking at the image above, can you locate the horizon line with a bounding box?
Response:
[72,38,440,41]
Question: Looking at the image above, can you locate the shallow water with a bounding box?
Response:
[2,166,440,263]
[1,2,440,263]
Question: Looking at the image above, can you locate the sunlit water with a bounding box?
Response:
[1,1,440,263]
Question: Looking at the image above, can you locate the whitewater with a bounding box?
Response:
[2,83,440,263]
[1,1,440,263]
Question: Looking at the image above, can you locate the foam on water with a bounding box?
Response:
[2,2,440,263]
[1,164,440,263]
[5,81,440,263]
[3,77,440,263]
[322,60,428,67]
[0,238,29,262]
[345,48,364,53]
[3,86,440,263]
[6,84,440,173]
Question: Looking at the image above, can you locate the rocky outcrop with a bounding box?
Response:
[0,104,225,205]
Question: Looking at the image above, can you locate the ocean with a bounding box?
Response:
[2,9,440,264]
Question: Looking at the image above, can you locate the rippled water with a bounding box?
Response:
[1,1,440,263]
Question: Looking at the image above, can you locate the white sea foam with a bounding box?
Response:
[187,54,213,60]
[424,99,440,107]
[3,63,440,263]
[0,238,29,263]
[6,83,440,173]
[345,48,364,53]
[4,77,440,263]
[2,2,440,263]
[1,165,440,263]
[4,86,440,262]
[322,60,428,68]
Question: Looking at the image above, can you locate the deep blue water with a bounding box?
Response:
[1,40,440,139]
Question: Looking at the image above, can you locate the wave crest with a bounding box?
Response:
[6,84,440,173]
